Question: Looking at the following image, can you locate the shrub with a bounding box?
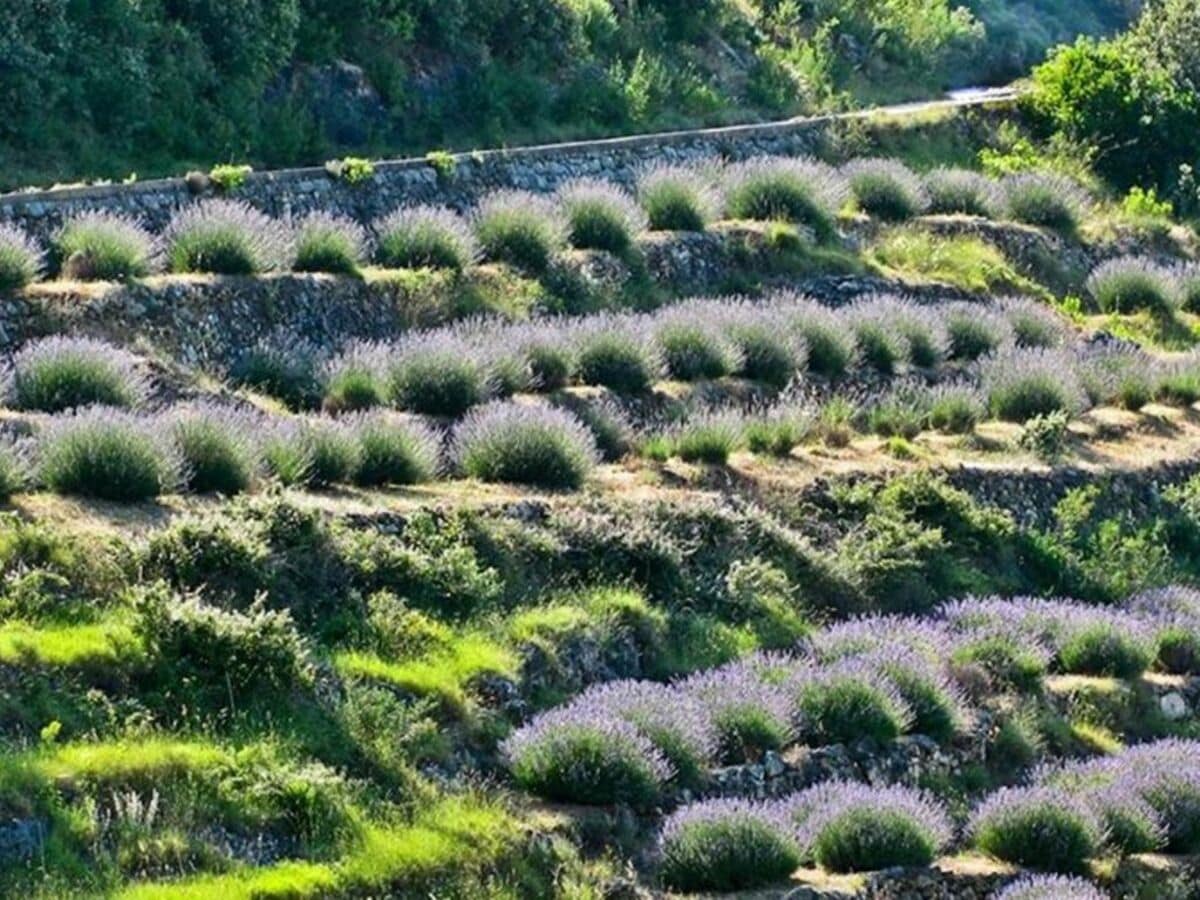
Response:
[54,211,157,280]
[170,404,258,495]
[1086,257,1180,315]
[745,400,816,456]
[0,224,42,291]
[1057,619,1155,678]
[1178,264,1200,313]
[554,395,632,463]
[951,632,1049,692]
[1003,173,1089,231]
[1018,410,1071,461]
[292,212,368,275]
[786,302,855,377]
[232,332,325,410]
[655,311,738,381]
[260,421,314,487]
[791,662,913,745]
[923,167,1001,217]
[866,382,929,439]
[0,438,30,499]
[5,336,146,412]
[723,157,848,238]
[994,875,1107,900]
[386,332,489,417]
[557,179,647,255]
[574,319,662,393]
[970,786,1101,873]
[637,163,720,232]
[1092,786,1167,854]
[843,158,927,221]
[165,199,292,274]
[945,304,1011,361]
[926,382,985,434]
[722,307,802,388]
[298,418,360,487]
[374,205,478,271]
[473,190,567,273]
[322,344,386,413]
[671,412,744,464]
[1000,297,1066,348]
[453,401,598,489]
[684,664,794,763]
[846,303,907,375]
[516,328,575,391]
[37,408,183,502]
[788,781,953,873]
[351,413,441,486]
[503,708,672,806]
[658,800,800,892]
[982,349,1087,423]
[1156,352,1200,406]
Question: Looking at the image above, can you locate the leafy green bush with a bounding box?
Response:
[1018,410,1071,462]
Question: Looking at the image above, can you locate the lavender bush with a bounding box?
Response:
[54,211,158,280]
[783,298,856,377]
[554,394,632,462]
[1155,350,1200,406]
[787,781,953,872]
[658,799,800,892]
[503,706,673,806]
[723,157,849,239]
[169,403,259,495]
[292,212,368,275]
[0,224,42,291]
[790,659,914,745]
[572,316,663,393]
[844,299,909,374]
[1177,263,1200,312]
[385,330,490,417]
[998,297,1068,349]
[1127,586,1200,673]
[36,408,184,502]
[322,342,386,413]
[993,875,1107,900]
[5,336,147,412]
[923,167,1001,217]
[350,412,441,486]
[926,381,986,434]
[1002,173,1089,231]
[452,401,598,489]
[720,302,804,388]
[1086,256,1180,315]
[980,347,1088,423]
[374,205,478,271]
[473,190,567,273]
[843,158,928,222]
[944,303,1012,361]
[232,331,325,410]
[297,417,361,486]
[654,306,739,381]
[744,398,817,456]
[557,179,647,255]
[669,410,745,464]
[969,785,1102,873]
[164,199,292,274]
[682,663,795,763]
[1076,345,1157,411]
[637,162,721,232]
[0,437,29,499]
[259,418,314,487]
[513,324,575,391]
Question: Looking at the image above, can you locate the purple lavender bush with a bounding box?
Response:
[0,223,42,291]
[473,190,567,273]
[993,875,1107,900]
[5,336,147,412]
[374,205,479,271]
[654,305,740,381]
[790,658,914,745]
[292,211,369,275]
[923,167,1001,218]
[682,662,795,763]
[719,301,805,388]
[781,297,856,377]
[843,297,911,374]
[637,162,721,232]
[322,342,386,413]
[969,785,1103,873]
[1002,173,1090,231]
[658,799,800,892]
[1127,586,1200,673]
[385,329,490,417]
[843,158,928,221]
[979,347,1088,423]
[54,211,159,280]
[944,303,1012,361]
[452,401,598,490]
[502,706,673,806]
[572,316,663,393]
[998,297,1069,349]
[164,199,293,275]
[1086,256,1181,316]
[349,411,442,486]
[723,157,849,239]
[786,780,953,872]
[169,403,260,495]
[557,179,647,255]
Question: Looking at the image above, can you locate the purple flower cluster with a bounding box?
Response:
[994,875,1106,900]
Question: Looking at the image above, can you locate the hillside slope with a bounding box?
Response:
[1,0,1131,191]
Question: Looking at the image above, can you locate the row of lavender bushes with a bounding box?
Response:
[0,160,1099,290]
[1086,255,1200,315]
[503,589,1200,807]
[657,737,1199,890]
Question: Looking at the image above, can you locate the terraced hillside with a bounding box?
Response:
[4,103,1200,899]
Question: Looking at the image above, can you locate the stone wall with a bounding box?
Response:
[0,97,1012,246]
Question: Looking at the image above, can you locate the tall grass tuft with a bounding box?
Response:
[6,336,147,412]
[637,163,721,232]
[453,401,598,489]
[557,179,647,255]
[165,199,293,274]
[723,157,849,239]
[292,212,369,275]
[0,224,43,291]
[374,205,478,271]
[54,211,158,280]
[473,190,567,273]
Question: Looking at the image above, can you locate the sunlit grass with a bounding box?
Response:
[0,619,141,669]
[869,229,1044,296]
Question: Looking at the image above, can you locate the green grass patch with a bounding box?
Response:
[0,619,141,669]
[868,229,1044,296]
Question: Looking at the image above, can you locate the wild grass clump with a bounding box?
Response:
[842,158,927,221]
[994,875,1107,900]
[1002,173,1089,231]
[54,211,158,280]
[1086,257,1180,315]
[473,190,566,273]
[658,800,800,892]
[5,336,147,412]
[0,224,42,291]
[37,408,183,502]
[232,332,325,410]
[165,199,292,274]
[322,343,386,413]
[981,348,1087,422]
[557,179,647,255]
[350,413,441,486]
[573,318,662,393]
[292,212,368,275]
[788,781,953,873]
[791,661,913,745]
[723,157,848,239]
[944,304,1012,361]
[169,404,258,494]
[655,308,738,381]
[637,163,720,232]
[453,401,597,489]
[923,167,1001,217]
[970,786,1101,873]
[374,205,478,271]
[386,332,489,417]
[503,707,672,806]
[670,411,744,464]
